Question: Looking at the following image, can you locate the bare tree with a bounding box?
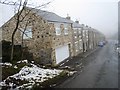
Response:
[18,17,34,60]
[0,0,52,61]
[18,20,30,60]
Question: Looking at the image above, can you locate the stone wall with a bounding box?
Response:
[72,28,83,56]
[1,16,21,44]
[88,30,94,50]
[1,9,53,65]
[82,29,88,52]
[50,22,73,65]
[1,8,104,65]
[1,9,74,65]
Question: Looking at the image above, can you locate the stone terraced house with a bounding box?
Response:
[1,7,105,66]
[82,25,89,52]
[1,7,74,65]
[87,27,95,50]
[72,21,83,56]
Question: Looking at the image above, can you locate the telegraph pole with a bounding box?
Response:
[118,1,120,46]
[118,1,120,88]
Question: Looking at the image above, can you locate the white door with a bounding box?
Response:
[55,45,69,64]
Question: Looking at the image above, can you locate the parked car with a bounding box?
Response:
[116,47,120,54]
[103,41,107,45]
[98,41,104,47]
[115,43,120,55]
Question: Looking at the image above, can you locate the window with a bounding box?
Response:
[79,35,82,38]
[79,28,82,33]
[74,36,77,39]
[83,30,85,37]
[21,27,32,39]
[64,24,69,35]
[74,28,77,33]
[55,24,61,35]
[86,30,88,35]
[55,27,61,35]
[75,41,78,52]
[87,38,88,41]
[75,41,77,44]
[86,35,88,38]
[79,40,83,50]
[64,28,68,35]
[79,28,82,30]
[79,30,81,34]
[79,39,82,42]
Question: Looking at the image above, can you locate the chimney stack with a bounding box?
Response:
[66,14,71,20]
[75,20,79,24]
[82,24,84,26]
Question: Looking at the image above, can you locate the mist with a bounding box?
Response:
[0,0,119,39]
[45,0,119,38]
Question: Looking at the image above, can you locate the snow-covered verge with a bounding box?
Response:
[0,60,77,89]
[17,60,28,64]
[0,62,12,67]
[0,63,63,89]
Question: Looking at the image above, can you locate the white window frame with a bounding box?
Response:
[73,28,77,33]
[55,23,61,35]
[79,28,82,30]
[86,35,88,38]
[74,36,77,39]
[83,30,86,37]
[79,30,81,34]
[79,40,83,50]
[86,30,88,34]
[64,24,69,35]
[64,28,68,35]
[55,27,61,35]
[21,27,32,39]
[78,28,82,34]
[87,38,88,41]
[79,35,82,38]
[75,41,78,52]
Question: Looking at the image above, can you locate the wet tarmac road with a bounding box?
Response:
[57,40,118,88]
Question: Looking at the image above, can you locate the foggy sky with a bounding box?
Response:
[0,0,119,37]
[46,0,119,37]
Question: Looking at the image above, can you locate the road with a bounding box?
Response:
[56,40,118,88]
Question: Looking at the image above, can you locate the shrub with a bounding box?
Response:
[2,40,33,63]
[2,40,21,62]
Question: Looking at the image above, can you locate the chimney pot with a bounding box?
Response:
[75,20,79,24]
[66,16,71,20]
[82,24,84,26]
[66,14,71,20]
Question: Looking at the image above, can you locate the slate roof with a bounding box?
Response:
[72,22,83,28]
[28,7,88,29]
[31,8,73,24]
[82,25,89,30]
[28,7,103,33]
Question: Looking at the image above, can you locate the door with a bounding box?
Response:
[55,45,69,64]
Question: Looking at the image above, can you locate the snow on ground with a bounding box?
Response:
[0,60,76,89]
[17,60,28,63]
[0,63,63,88]
[11,64,63,82]
[13,65,18,69]
[67,71,77,76]
[0,62,12,66]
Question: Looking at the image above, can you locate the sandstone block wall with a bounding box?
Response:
[1,9,74,65]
